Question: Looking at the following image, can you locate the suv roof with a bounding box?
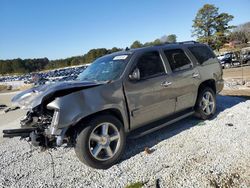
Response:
[108,41,208,57]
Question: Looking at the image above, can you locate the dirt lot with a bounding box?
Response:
[0,92,25,142]
[221,66,250,97]
[223,65,250,80]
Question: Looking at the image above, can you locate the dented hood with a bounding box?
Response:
[12,81,103,109]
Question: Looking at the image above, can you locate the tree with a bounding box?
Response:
[160,34,177,43]
[166,34,177,43]
[214,13,234,49]
[229,22,250,43]
[109,47,122,53]
[192,4,234,49]
[192,4,218,45]
[143,42,152,47]
[130,40,143,49]
[239,22,250,41]
[229,31,248,44]
[70,58,80,66]
[152,39,161,45]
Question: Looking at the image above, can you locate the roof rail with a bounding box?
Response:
[178,41,199,44]
[153,41,199,47]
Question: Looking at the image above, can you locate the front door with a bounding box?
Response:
[124,51,176,130]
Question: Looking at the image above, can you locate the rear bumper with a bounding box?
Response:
[216,79,224,93]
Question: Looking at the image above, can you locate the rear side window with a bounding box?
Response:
[136,51,165,79]
[164,49,192,72]
[188,46,215,64]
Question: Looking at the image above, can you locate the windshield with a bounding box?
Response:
[77,54,128,82]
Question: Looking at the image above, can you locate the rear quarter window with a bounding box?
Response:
[188,46,215,64]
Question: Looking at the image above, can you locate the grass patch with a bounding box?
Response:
[125,182,144,188]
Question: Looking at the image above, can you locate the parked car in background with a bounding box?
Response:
[241,47,250,65]
[3,41,224,169]
[242,52,250,65]
[0,65,89,85]
[218,52,240,69]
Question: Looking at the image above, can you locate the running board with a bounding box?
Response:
[129,109,194,139]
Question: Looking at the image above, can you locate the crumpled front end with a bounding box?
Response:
[3,81,103,148]
[3,104,70,148]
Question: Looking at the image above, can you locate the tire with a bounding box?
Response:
[224,63,231,69]
[247,60,250,66]
[195,87,216,120]
[74,114,126,169]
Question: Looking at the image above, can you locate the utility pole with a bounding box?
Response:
[241,59,244,85]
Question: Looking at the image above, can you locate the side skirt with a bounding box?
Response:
[128,108,194,139]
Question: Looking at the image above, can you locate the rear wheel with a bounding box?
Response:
[75,114,126,169]
[195,87,216,120]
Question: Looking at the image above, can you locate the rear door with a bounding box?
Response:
[124,51,176,129]
[162,48,200,112]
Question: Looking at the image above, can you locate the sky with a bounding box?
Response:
[0,0,249,60]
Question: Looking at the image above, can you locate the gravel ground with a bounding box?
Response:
[0,95,250,188]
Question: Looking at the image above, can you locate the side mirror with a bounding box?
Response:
[129,68,140,81]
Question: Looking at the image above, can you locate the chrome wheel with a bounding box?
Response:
[200,91,215,115]
[88,122,120,161]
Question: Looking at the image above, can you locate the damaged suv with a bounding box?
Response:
[3,41,224,169]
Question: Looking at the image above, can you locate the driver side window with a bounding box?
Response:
[136,51,165,79]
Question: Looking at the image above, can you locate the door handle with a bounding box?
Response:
[192,73,200,78]
[161,81,172,87]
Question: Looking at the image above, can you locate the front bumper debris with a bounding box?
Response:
[3,127,38,138]
[2,127,65,148]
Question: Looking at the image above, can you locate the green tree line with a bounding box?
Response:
[0,35,176,75]
[0,47,122,75]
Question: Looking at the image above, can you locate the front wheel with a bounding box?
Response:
[75,114,126,169]
[195,87,216,120]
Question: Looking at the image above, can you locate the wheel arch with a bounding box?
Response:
[194,80,217,119]
[195,79,216,105]
[66,108,126,136]
[198,79,216,94]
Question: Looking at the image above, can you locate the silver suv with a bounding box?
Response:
[3,41,224,169]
